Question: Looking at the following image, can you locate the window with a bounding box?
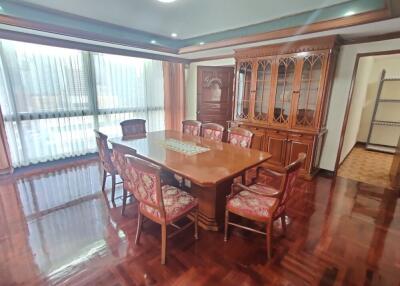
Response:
[0,40,165,167]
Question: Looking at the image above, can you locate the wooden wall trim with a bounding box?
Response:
[178,8,391,55]
[343,31,400,45]
[0,14,178,55]
[334,48,400,172]
[189,54,234,63]
[0,28,190,64]
[234,36,339,59]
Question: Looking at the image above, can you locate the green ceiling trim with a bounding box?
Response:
[181,0,387,46]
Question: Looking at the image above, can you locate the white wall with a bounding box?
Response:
[357,56,400,143]
[339,57,374,162]
[185,38,400,171]
[185,58,235,119]
[319,38,400,171]
[339,54,400,163]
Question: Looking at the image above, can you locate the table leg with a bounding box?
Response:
[188,178,233,231]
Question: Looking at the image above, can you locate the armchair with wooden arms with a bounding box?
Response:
[224,153,306,259]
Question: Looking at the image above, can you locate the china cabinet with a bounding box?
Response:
[231,36,339,179]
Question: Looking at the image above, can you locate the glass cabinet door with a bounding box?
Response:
[295,54,324,128]
[253,59,272,121]
[235,61,253,120]
[272,57,296,126]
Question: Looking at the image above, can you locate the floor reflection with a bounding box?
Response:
[0,160,399,285]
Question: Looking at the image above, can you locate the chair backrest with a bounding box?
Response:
[110,142,137,180]
[94,130,114,172]
[227,127,254,148]
[202,123,225,142]
[120,119,146,138]
[277,153,306,209]
[124,154,165,217]
[182,120,202,136]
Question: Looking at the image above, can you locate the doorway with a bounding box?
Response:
[196,66,234,129]
[338,53,400,189]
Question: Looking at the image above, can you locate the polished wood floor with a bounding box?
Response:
[0,160,399,285]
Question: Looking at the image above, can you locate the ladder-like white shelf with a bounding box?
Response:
[366,69,400,154]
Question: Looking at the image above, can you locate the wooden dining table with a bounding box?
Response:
[109,130,271,231]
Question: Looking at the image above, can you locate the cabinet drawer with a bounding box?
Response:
[288,133,314,142]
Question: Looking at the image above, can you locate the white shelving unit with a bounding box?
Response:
[366,70,400,153]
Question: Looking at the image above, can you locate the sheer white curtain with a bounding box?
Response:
[91,53,164,138]
[0,41,95,167]
[0,40,165,167]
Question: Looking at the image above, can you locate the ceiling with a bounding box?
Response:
[14,0,350,39]
[0,0,396,61]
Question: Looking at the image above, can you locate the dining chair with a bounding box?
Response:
[182,120,202,136]
[224,153,306,259]
[201,123,225,142]
[110,142,137,215]
[120,119,146,138]
[124,154,199,264]
[228,127,254,183]
[94,130,118,201]
[227,127,254,148]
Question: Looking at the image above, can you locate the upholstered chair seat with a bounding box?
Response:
[224,153,306,259]
[124,154,199,264]
[140,185,198,223]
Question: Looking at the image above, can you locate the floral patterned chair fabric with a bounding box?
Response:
[140,185,197,223]
[227,127,254,148]
[120,119,146,138]
[182,120,202,136]
[202,123,224,142]
[110,142,137,215]
[224,153,306,259]
[94,130,118,201]
[124,155,199,264]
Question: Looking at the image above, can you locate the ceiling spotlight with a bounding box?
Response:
[199,42,205,45]
[158,0,177,3]
[344,10,355,16]
[150,40,157,44]
[171,33,178,38]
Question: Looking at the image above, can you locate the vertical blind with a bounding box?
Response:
[0,40,165,167]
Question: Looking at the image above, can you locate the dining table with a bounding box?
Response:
[109,130,271,231]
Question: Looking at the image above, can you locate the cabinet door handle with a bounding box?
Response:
[291,133,303,137]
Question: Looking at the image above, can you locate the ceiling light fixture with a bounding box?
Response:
[199,42,205,45]
[150,40,157,44]
[158,0,177,3]
[344,10,355,16]
[171,33,178,38]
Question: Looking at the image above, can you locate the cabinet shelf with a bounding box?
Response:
[233,36,338,179]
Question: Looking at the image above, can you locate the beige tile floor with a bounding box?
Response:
[338,145,394,189]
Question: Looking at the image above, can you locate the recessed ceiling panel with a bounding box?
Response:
[17,0,351,39]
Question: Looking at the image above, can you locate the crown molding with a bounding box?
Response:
[0,14,179,55]
[0,28,189,64]
[178,8,391,55]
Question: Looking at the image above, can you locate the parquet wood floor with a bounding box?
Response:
[0,160,399,285]
[338,146,394,189]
